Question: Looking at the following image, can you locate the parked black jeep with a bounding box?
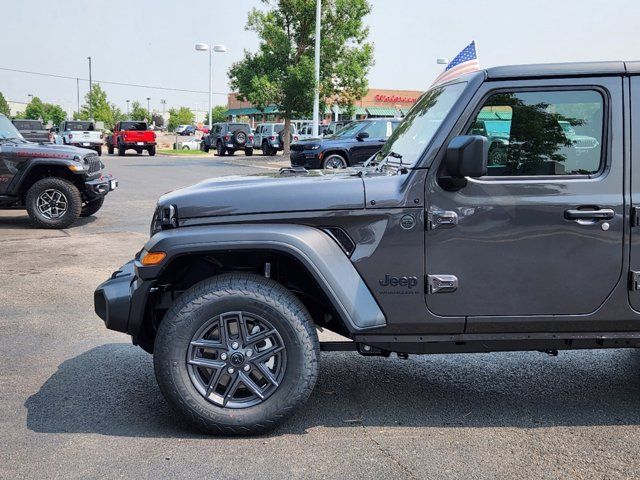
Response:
[201,122,253,156]
[96,61,640,435]
[0,114,117,228]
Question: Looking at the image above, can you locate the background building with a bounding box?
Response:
[226,88,423,126]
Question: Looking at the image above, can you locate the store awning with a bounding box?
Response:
[227,105,280,116]
[354,106,368,115]
[366,106,399,116]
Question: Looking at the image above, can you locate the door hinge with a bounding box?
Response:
[427,209,458,230]
[632,206,640,227]
[629,271,640,291]
[426,274,458,294]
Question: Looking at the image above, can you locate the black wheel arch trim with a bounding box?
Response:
[136,224,387,332]
[8,158,84,195]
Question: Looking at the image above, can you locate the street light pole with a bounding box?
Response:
[146,97,151,120]
[126,99,130,115]
[87,56,93,120]
[196,43,226,130]
[76,78,80,114]
[312,0,321,137]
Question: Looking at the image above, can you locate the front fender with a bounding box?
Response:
[139,224,387,332]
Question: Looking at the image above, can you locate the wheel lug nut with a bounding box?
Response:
[220,353,228,360]
[232,342,239,350]
[243,365,250,372]
[227,367,234,374]
[245,350,253,357]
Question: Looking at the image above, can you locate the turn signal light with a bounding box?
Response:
[141,251,166,266]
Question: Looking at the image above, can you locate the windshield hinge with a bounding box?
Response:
[426,274,458,294]
[632,206,640,227]
[426,209,458,230]
[629,271,640,291]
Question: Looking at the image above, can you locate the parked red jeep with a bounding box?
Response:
[106,121,157,156]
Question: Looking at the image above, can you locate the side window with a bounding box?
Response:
[467,89,604,176]
[363,120,388,139]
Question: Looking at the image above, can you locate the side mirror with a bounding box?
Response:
[356,131,370,141]
[445,135,488,178]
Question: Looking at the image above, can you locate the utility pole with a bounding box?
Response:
[146,97,151,120]
[126,99,130,115]
[87,56,93,120]
[76,78,80,114]
[312,0,321,137]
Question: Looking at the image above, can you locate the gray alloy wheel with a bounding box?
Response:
[36,189,68,219]
[323,154,347,169]
[187,311,287,409]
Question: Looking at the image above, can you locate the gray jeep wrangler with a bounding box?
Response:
[95,61,640,435]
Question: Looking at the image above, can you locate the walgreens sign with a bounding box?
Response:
[374,94,418,103]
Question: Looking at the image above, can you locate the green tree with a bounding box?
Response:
[75,84,124,130]
[228,0,374,154]
[24,97,47,122]
[204,105,228,125]
[129,101,149,122]
[0,92,10,117]
[45,104,67,125]
[168,107,195,131]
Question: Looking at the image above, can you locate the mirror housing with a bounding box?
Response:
[356,131,370,141]
[445,135,488,178]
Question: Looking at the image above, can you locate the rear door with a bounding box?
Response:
[425,77,625,331]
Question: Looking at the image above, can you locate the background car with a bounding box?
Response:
[174,125,189,135]
[11,119,50,143]
[253,123,299,155]
[290,118,399,169]
[174,138,201,150]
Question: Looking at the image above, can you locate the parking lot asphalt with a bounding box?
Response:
[2,152,640,479]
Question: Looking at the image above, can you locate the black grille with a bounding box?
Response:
[85,154,101,174]
[290,144,305,151]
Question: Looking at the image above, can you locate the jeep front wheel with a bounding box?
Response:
[154,273,320,435]
[26,178,82,229]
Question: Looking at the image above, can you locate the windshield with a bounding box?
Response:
[64,121,94,131]
[373,82,467,166]
[0,116,26,141]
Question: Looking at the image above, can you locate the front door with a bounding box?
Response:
[425,77,624,330]
[350,120,390,164]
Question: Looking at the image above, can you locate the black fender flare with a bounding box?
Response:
[137,224,387,332]
[7,158,80,195]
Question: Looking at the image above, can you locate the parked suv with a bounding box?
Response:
[96,61,640,436]
[0,114,117,228]
[201,122,254,156]
[254,123,299,155]
[290,118,399,168]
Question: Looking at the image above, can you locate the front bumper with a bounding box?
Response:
[84,174,118,198]
[290,151,322,169]
[94,260,151,335]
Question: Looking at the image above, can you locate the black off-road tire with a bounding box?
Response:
[80,197,105,217]
[95,145,103,156]
[154,273,320,436]
[245,147,253,156]
[203,143,210,153]
[217,141,226,156]
[25,177,82,229]
[107,143,114,155]
[118,144,126,156]
[262,141,270,156]
[148,146,156,156]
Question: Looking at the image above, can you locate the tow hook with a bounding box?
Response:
[540,349,559,356]
[357,344,390,357]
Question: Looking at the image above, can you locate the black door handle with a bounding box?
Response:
[564,208,614,221]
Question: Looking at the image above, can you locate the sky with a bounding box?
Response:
[2,0,639,116]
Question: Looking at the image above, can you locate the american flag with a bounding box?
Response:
[432,41,480,86]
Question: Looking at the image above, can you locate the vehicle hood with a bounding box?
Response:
[159,170,365,219]
[8,142,95,159]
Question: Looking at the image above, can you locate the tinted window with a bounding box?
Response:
[64,121,93,131]
[13,120,43,130]
[468,90,604,176]
[120,122,147,131]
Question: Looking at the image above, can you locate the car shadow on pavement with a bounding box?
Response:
[25,343,640,438]
[0,214,97,230]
